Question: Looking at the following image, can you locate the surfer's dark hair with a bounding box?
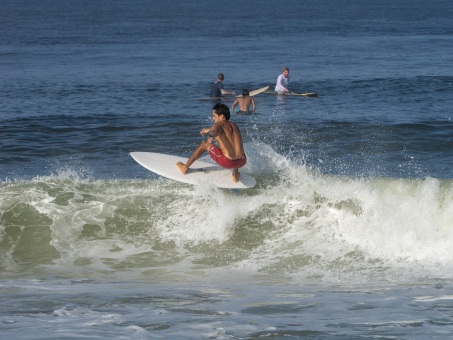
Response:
[242,89,249,97]
[217,73,224,80]
[213,103,230,120]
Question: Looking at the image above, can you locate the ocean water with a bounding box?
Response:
[1,0,453,338]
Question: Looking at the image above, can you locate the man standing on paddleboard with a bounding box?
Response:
[274,67,290,94]
[210,73,236,98]
[176,103,246,183]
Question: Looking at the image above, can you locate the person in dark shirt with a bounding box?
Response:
[210,73,236,98]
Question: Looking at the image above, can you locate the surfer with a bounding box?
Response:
[231,89,256,115]
[176,103,246,183]
[210,73,236,98]
[274,67,290,94]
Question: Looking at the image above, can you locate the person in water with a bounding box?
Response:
[210,73,236,98]
[274,67,290,94]
[176,103,246,183]
[231,89,256,115]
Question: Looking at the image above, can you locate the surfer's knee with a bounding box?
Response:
[201,139,213,151]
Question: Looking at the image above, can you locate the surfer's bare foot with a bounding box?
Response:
[232,169,240,183]
[176,162,188,175]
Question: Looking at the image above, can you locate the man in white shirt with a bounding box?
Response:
[274,67,290,94]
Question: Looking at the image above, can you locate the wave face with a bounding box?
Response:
[2,143,452,284]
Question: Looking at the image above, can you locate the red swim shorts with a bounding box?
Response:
[208,145,247,169]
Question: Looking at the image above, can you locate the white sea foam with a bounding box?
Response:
[1,143,453,284]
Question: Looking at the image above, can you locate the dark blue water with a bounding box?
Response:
[2,0,453,180]
[1,1,453,338]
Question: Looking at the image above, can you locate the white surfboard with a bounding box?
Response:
[130,152,256,189]
[235,86,269,97]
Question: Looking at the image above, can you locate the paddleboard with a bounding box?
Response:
[288,92,318,97]
[130,152,256,189]
[235,86,269,97]
[263,89,318,97]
